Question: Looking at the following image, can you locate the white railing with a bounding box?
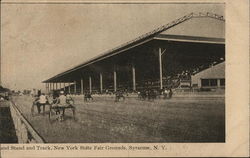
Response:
[9,101,45,143]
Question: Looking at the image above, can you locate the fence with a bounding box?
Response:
[9,101,45,143]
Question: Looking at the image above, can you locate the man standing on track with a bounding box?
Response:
[37,93,48,115]
[57,91,68,121]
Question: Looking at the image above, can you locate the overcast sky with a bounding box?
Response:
[1,2,224,91]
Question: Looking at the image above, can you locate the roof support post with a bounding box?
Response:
[89,76,92,94]
[74,81,77,94]
[47,83,49,94]
[55,83,58,90]
[49,83,51,92]
[59,82,61,90]
[114,67,117,92]
[159,47,163,90]
[68,82,71,94]
[45,83,47,94]
[63,83,65,91]
[132,64,136,91]
[81,78,84,95]
[48,83,50,93]
[52,83,54,91]
[100,73,103,94]
[44,83,46,94]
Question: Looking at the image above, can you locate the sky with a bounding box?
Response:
[1,2,224,91]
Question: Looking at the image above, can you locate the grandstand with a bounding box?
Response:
[43,12,225,94]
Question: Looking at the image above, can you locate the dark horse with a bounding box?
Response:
[147,89,158,101]
[115,91,125,102]
[138,90,147,100]
[138,89,159,101]
[84,93,93,102]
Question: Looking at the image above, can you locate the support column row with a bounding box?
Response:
[46,64,138,95]
[46,82,77,94]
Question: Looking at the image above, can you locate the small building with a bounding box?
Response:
[191,62,225,89]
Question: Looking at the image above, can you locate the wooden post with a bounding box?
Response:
[159,47,163,90]
[45,83,47,94]
[81,78,83,94]
[74,81,77,94]
[59,82,62,90]
[52,83,54,90]
[100,73,103,93]
[132,64,136,91]
[63,83,66,91]
[48,83,50,93]
[68,83,71,94]
[89,76,92,94]
[50,83,52,91]
[114,67,117,92]
[55,83,58,90]
[46,83,49,94]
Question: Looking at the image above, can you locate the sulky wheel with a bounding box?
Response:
[48,106,54,123]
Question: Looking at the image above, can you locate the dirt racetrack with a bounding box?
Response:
[11,94,225,143]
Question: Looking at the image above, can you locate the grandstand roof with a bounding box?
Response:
[43,12,225,83]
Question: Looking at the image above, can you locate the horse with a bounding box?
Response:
[138,89,159,101]
[163,88,173,99]
[147,89,158,101]
[138,90,147,100]
[115,91,125,102]
[84,93,93,102]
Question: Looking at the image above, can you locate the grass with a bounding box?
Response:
[11,94,225,143]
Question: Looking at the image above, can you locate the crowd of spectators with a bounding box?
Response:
[164,58,225,88]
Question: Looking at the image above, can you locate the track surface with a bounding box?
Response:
[11,94,225,143]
